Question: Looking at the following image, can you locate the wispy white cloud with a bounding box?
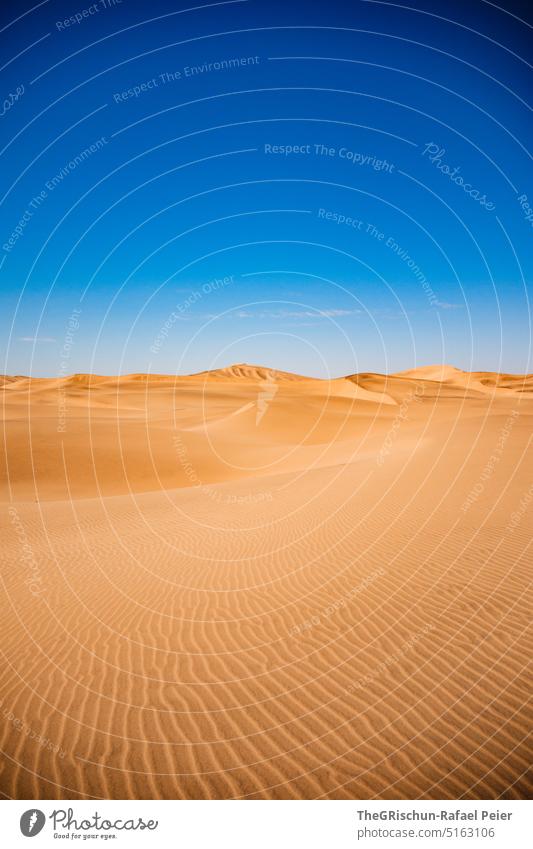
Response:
[18,336,56,343]
[234,308,360,320]
[433,301,462,310]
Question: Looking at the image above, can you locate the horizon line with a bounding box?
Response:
[3,362,533,381]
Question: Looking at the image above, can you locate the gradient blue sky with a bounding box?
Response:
[1,0,531,377]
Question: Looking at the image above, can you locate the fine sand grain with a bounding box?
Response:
[1,365,531,799]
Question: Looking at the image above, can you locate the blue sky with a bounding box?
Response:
[1,0,531,377]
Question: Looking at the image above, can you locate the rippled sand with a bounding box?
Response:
[1,365,531,799]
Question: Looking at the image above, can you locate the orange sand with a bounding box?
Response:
[1,365,531,798]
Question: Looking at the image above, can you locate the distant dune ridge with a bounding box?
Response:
[2,360,531,390]
[2,362,530,502]
[1,363,531,800]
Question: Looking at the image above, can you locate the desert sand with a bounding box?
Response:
[0,364,531,799]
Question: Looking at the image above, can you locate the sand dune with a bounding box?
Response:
[393,364,468,382]
[0,364,531,799]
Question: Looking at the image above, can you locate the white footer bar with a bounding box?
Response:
[3,799,531,848]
